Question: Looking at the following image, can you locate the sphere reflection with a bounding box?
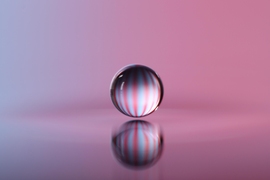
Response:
[112,120,163,169]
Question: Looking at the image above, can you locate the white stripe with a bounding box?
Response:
[137,70,145,117]
[127,71,135,116]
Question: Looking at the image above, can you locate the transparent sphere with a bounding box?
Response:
[110,65,164,117]
[111,120,163,169]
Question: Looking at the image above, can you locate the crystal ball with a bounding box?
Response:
[111,120,163,169]
[110,64,164,117]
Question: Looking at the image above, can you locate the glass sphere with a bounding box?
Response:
[111,120,163,169]
[110,65,164,117]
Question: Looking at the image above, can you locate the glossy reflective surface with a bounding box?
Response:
[1,109,270,179]
[112,120,163,169]
[110,65,163,117]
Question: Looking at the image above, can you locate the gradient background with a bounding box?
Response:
[1,0,270,179]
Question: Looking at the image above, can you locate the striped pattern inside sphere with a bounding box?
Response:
[112,120,163,168]
[110,65,163,117]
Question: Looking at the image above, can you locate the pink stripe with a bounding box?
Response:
[133,69,139,117]
[143,124,149,164]
[133,122,138,165]
[141,69,150,116]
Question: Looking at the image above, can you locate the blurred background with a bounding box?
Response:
[1,0,270,114]
[1,0,270,179]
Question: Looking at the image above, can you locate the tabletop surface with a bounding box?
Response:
[1,106,270,180]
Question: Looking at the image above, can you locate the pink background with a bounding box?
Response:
[1,0,270,114]
[1,0,270,179]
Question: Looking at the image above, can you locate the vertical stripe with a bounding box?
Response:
[141,69,150,116]
[124,130,130,163]
[145,71,154,115]
[153,77,160,111]
[148,72,157,114]
[147,126,154,162]
[128,128,134,163]
[132,68,139,117]
[143,124,149,165]
[137,122,145,165]
[137,69,145,117]
[112,120,163,167]
[116,78,126,114]
[124,69,133,116]
[111,65,163,117]
[133,122,138,165]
